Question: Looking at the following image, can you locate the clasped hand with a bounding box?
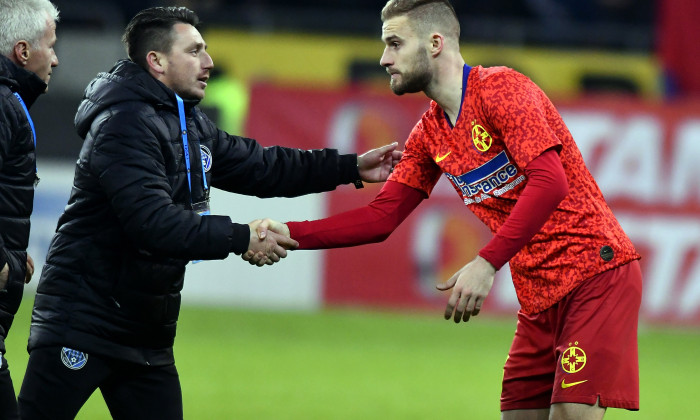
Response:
[245,219,296,267]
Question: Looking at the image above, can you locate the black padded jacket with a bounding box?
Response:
[0,55,45,352]
[28,60,360,365]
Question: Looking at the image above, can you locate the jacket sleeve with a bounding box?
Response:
[208,125,360,197]
[89,110,238,261]
[0,94,13,269]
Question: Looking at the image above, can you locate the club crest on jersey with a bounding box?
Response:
[561,341,586,373]
[445,150,525,205]
[471,121,492,152]
[60,347,88,370]
[200,145,212,172]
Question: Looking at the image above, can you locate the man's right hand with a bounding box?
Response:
[245,219,298,267]
[0,263,8,290]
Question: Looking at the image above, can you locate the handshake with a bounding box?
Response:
[243,219,294,266]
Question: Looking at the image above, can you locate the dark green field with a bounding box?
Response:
[6,301,699,419]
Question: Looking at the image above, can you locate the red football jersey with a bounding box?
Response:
[389,65,640,314]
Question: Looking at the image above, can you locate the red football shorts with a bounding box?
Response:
[500,260,642,411]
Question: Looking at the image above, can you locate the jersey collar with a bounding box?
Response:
[444,63,472,129]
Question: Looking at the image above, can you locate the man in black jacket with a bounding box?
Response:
[0,0,59,418]
[17,6,400,420]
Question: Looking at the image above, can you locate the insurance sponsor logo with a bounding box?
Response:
[445,151,525,204]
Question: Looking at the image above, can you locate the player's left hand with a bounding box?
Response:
[436,255,495,323]
[25,254,34,284]
[357,142,402,183]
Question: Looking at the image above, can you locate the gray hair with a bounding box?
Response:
[0,0,59,56]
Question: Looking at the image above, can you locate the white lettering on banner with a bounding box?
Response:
[560,111,615,164]
[681,256,700,317]
[618,214,700,319]
[594,117,662,203]
[563,112,663,203]
[670,120,700,204]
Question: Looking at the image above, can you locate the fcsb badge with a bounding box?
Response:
[561,342,586,373]
[471,121,492,152]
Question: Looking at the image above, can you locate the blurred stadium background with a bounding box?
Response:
[11,0,700,418]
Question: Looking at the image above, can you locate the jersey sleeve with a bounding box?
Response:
[387,117,443,196]
[287,180,425,249]
[479,70,562,169]
[477,148,569,269]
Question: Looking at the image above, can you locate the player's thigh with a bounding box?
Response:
[552,262,642,409]
[501,311,557,412]
[101,362,182,420]
[18,346,106,420]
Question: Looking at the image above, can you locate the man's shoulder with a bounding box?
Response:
[0,84,21,125]
[474,65,522,79]
[92,99,165,127]
[472,65,533,92]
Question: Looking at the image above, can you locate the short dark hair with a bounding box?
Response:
[122,6,199,69]
[381,0,460,41]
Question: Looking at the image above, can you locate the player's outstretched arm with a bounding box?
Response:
[242,180,424,268]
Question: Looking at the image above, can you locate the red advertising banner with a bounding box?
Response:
[247,83,700,325]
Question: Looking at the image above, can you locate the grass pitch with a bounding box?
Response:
[6,302,699,419]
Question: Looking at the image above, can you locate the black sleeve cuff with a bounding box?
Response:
[0,249,7,270]
[339,153,362,187]
[229,223,251,255]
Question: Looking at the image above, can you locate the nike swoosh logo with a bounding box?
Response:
[435,151,452,163]
[561,379,588,389]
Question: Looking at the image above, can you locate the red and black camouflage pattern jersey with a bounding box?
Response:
[389,65,640,314]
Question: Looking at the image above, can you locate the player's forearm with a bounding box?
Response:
[287,180,424,250]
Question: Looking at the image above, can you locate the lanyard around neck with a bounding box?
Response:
[175,94,208,203]
[13,92,38,176]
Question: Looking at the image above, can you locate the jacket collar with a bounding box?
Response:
[0,54,47,108]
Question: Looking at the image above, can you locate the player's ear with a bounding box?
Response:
[430,33,444,57]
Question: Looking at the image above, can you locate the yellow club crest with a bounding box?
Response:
[561,341,587,374]
[471,121,492,152]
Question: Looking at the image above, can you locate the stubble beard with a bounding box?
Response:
[389,48,432,96]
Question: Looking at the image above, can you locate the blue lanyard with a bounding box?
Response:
[175,94,208,203]
[13,92,38,176]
